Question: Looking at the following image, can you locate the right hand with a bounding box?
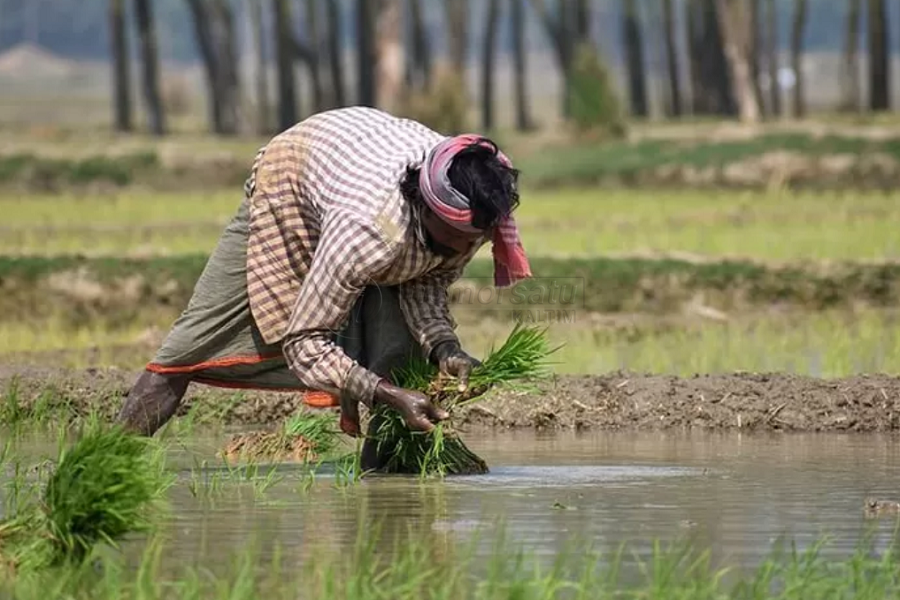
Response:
[374,381,449,433]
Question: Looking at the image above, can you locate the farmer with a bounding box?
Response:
[115,106,531,453]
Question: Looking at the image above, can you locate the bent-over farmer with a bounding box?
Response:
[115,107,531,459]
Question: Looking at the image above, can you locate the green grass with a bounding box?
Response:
[516,132,900,189]
[5,187,900,261]
[2,516,900,598]
[458,309,900,378]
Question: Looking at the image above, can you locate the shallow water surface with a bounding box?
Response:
[6,429,900,575]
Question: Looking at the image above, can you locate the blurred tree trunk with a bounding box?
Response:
[529,0,575,117]
[715,0,759,123]
[445,0,469,74]
[749,0,765,114]
[662,0,682,117]
[575,0,591,44]
[840,0,862,112]
[186,0,241,135]
[622,0,648,118]
[686,0,702,114]
[109,0,132,132]
[790,0,807,118]
[868,0,889,111]
[325,0,345,107]
[250,0,270,133]
[687,0,733,115]
[273,0,297,129]
[305,0,324,112]
[356,0,376,106]
[481,0,501,130]
[510,0,533,130]
[376,0,404,112]
[133,0,165,135]
[406,0,431,90]
[764,0,780,116]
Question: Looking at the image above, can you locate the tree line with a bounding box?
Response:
[77,0,900,136]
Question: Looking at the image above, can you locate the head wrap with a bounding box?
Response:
[419,134,532,287]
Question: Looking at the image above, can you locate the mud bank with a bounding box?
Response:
[2,366,899,433]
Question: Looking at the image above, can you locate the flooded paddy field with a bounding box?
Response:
[5,425,900,597]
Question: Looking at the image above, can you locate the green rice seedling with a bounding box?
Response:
[370,324,558,477]
[221,410,343,465]
[0,425,174,573]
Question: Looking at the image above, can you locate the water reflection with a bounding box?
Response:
[5,428,900,575]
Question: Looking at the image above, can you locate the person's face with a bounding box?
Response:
[420,205,488,258]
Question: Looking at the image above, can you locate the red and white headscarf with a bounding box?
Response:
[419,134,532,287]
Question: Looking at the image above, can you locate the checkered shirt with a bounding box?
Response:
[242,107,480,407]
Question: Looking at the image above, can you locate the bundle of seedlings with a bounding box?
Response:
[369,324,557,477]
[222,411,341,464]
[0,425,173,575]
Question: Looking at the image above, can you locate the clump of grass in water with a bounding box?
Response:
[372,324,558,477]
[221,411,342,464]
[0,425,173,574]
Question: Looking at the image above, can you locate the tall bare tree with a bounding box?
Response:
[357,0,376,106]
[186,0,241,135]
[790,0,808,118]
[250,0,270,133]
[133,0,165,135]
[840,0,862,112]
[749,0,764,113]
[376,0,404,112]
[622,0,648,117]
[481,0,501,130]
[530,0,576,117]
[407,0,432,90]
[273,0,297,129]
[687,0,733,116]
[662,0,682,117]
[325,0,346,107]
[445,0,469,75]
[305,0,325,112]
[764,0,780,116]
[575,0,591,44]
[868,0,889,110]
[715,0,759,123]
[510,0,532,130]
[109,0,132,132]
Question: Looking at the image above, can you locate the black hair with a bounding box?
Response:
[401,137,520,231]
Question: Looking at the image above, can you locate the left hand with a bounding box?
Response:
[431,340,482,392]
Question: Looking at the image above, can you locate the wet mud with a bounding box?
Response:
[2,366,900,433]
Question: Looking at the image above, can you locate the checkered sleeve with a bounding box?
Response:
[398,263,465,361]
[281,212,398,407]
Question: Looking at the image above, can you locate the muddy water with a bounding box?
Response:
[5,429,900,575]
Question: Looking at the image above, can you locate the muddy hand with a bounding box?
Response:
[432,340,482,392]
[374,381,449,432]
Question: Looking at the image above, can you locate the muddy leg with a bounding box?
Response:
[115,370,191,436]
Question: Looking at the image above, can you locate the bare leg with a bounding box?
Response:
[115,370,191,436]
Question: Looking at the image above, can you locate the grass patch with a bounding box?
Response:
[3,254,900,334]
[458,309,900,378]
[220,411,344,464]
[516,132,900,189]
[1,517,900,598]
[0,152,159,189]
[5,188,900,261]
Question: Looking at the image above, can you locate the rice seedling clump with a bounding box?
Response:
[371,325,557,477]
[221,411,341,464]
[0,425,173,574]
